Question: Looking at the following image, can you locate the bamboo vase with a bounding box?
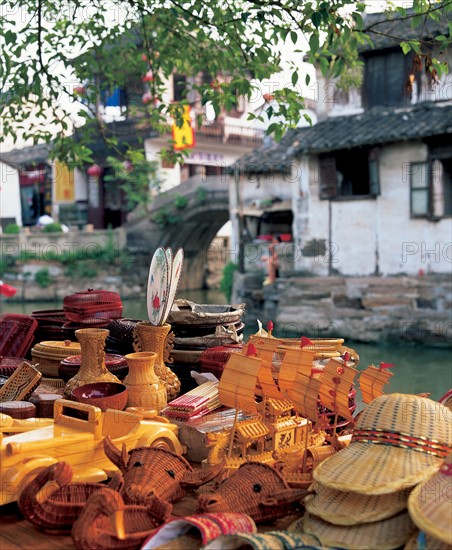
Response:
[123,352,167,411]
[135,322,181,400]
[64,328,121,398]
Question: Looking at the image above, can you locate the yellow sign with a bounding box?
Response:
[54,161,74,202]
[172,105,195,150]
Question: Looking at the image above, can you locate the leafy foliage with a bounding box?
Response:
[3,223,20,234]
[42,222,63,233]
[221,261,239,302]
[104,149,160,212]
[35,268,52,288]
[0,0,451,164]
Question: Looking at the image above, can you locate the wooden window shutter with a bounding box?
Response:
[319,155,337,199]
[368,147,380,196]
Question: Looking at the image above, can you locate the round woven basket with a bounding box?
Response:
[31,340,81,378]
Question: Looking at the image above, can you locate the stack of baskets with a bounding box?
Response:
[31,309,67,345]
[166,300,246,391]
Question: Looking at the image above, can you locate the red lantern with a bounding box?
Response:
[87,164,103,177]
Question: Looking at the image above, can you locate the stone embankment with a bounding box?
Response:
[234,273,452,347]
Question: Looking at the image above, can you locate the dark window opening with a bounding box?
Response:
[319,148,380,199]
[363,50,415,108]
[173,74,187,102]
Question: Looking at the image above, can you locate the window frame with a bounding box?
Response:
[318,148,380,200]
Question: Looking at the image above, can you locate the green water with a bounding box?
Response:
[2,290,451,401]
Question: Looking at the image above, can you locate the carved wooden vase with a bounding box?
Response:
[123,352,167,411]
[64,328,120,398]
[135,322,180,400]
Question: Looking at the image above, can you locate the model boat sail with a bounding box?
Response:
[218,351,261,417]
[318,357,359,421]
[359,363,394,404]
[279,347,320,423]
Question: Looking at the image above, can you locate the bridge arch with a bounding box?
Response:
[126,176,231,290]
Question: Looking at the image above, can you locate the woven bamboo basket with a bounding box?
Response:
[18,462,105,532]
[197,462,305,524]
[31,340,81,377]
[0,362,42,402]
[72,487,163,550]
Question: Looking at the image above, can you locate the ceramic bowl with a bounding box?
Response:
[71,382,128,411]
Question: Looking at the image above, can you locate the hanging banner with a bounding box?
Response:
[172,105,195,150]
[54,161,74,202]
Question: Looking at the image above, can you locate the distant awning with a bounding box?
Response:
[241,199,292,217]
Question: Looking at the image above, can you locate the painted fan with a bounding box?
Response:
[147,247,184,326]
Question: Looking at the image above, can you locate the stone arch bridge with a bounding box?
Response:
[125,175,231,290]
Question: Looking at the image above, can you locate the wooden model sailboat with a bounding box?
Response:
[206,325,394,486]
[206,339,329,476]
[359,363,394,404]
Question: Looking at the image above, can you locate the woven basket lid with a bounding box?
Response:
[60,354,126,368]
[314,393,452,494]
[64,288,121,307]
[305,482,412,525]
[32,340,81,357]
[407,453,452,545]
[302,510,416,550]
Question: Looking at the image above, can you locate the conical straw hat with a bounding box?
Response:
[407,452,452,545]
[302,510,417,549]
[305,482,412,525]
[314,394,452,494]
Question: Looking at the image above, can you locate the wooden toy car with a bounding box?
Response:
[0,399,183,506]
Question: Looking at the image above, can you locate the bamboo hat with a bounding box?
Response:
[407,452,452,546]
[304,482,412,525]
[302,510,417,550]
[314,393,452,494]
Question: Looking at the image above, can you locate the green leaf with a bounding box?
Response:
[309,33,319,53]
[290,31,298,45]
[311,12,321,28]
[319,56,329,76]
[305,73,311,86]
[400,42,411,55]
[411,14,422,29]
[291,71,299,86]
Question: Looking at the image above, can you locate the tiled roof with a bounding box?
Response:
[361,8,450,53]
[0,143,53,166]
[232,101,452,174]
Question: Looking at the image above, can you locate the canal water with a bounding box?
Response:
[2,289,451,401]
